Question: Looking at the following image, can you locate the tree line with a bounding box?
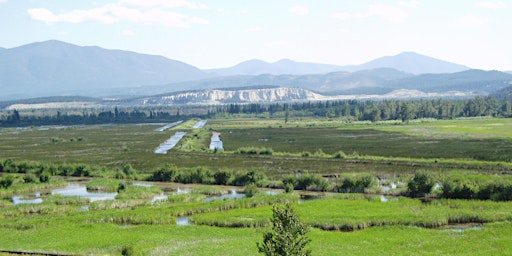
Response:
[1,96,512,127]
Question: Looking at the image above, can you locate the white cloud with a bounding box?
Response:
[475,1,508,9]
[27,2,208,28]
[453,14,489,26]
[267,40,289,47]
[120,0,207,9]
[122,30,136,36]
[289,5,309,15]
[331,4,408,23]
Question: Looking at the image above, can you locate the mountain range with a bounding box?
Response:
[0,40,511,102]
[207,52,469,76]
[0,40,206,100]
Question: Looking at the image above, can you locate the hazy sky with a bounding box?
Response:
[1,0,511,70]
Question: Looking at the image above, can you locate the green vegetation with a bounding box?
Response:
[257,204,311,256]
[1,116,512,254]
[86,178,121,192]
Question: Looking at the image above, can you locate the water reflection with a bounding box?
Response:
[51,184,117,202]
[12,193,43,205]
[204,190,245,202]
[176,216,190,226]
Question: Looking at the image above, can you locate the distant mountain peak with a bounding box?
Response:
[0,40,207,100]
[354,51,470,74]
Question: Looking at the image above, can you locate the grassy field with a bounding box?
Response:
[1,118,511,175]
[1,117,512,255]
[1,196,512,255]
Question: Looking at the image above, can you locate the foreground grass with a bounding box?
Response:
[1,215,511,255]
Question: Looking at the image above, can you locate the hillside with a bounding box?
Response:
[206,59,345,76]
[345,52,470,74]
[207,52,469,76]
[386,70,512,93]
[0,40,207,100]
[131,68,511,97]
[492,85,512,100]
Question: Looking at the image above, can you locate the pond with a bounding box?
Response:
[192,120,207,129]
[155,120,183,132]
[51,183,118,202]
[177,216,191,226]
[204,190,246,202]
[154,131,187,154]
[12,193,43,205]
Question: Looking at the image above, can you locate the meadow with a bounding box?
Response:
[1,117,512,255]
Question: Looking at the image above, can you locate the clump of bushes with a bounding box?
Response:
[235,147,273,155]
[148,165,268,188]
[441,173,512,201]
[407,171,436,197]
[282,172,330,192]
[336,174,375,193]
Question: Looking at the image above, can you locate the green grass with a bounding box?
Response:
[1,118,512,178]
[2,117,512,254]
[191,196,512,230]
[1,209,511,255]
[86,178,121,192]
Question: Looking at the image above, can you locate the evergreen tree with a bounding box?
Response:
[257,204,311,256]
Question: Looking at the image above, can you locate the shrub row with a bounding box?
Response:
[148,164,268,187]
[406,171,512,201]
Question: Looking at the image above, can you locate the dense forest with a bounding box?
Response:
[1,96,511,127]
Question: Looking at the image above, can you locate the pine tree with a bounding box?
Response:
[257,204,311,256]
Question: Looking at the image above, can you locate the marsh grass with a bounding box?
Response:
[115,184,162,200]
[86,178,121,192]
[191,186,226,196]
[191,196,512,231]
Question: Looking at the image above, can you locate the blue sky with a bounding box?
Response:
[1,0,511,70]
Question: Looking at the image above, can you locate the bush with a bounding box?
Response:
[407,171,436,197]
[214,170,233,185]
[148,164,178,182]
[23,173,38,184]
[236,147,273,155]
[39,171,51,183]
[0,174,20,189]
[232,170,267,187]
[175,167,214,184]
[337,174,375,193]
[243,183,259,197]
[121,245,134,256]
[257,204,311,256]
[333,151,347,159]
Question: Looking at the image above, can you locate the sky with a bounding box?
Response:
[0,0,511,71]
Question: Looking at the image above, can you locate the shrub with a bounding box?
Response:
[121,245,134,256]
[337,174,375,193]
[236,147,273,155]
[23,173,38,184]
[39,171,51,183]
[148,164,178,182]
[333,151,347,159]
[257,204,311,256]
[175,167,214,184]
[407,171,435,197]
[214,170,233,185]
[244,183,259,198]
[232,170,267,187]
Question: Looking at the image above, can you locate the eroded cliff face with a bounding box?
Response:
[140,87,324,105]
